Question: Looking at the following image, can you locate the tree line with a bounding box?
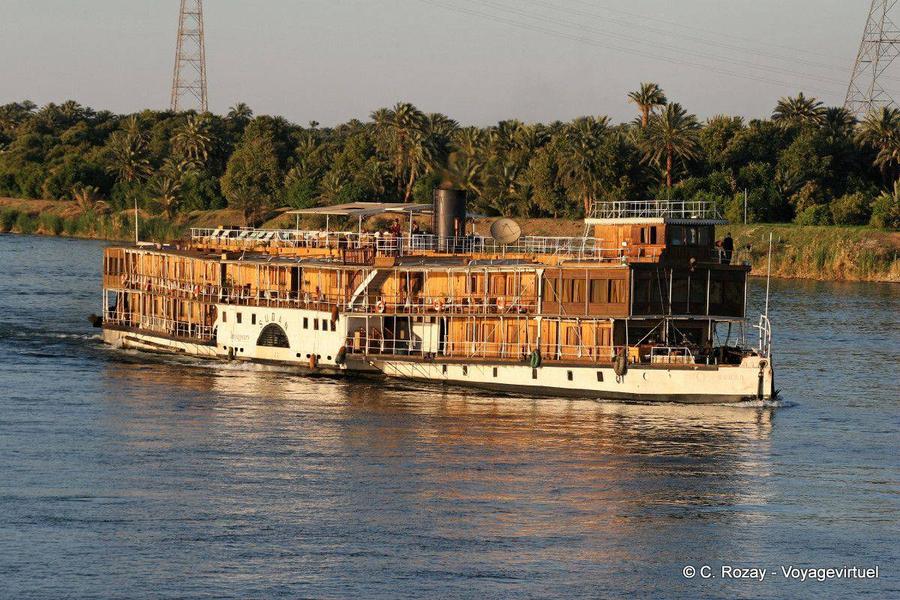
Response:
[0,83,897,229]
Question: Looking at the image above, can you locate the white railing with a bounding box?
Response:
[103,310,215,341]
[590,199,724,220]
[755,314,772,358]
[188,228,630,262]
[648,346,696,364]
[107,273,541,314]
[345,335,625,363]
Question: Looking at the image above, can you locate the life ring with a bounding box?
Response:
[496,297,506,312]
[614,352,628,377]
[375,300,385,314]
[335,346,347,365]
[433,298,445,312]
[529,349,542,369]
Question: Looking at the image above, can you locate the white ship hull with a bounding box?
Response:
[102,304,774,404]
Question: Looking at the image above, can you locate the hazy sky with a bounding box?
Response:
[0,0,872,125]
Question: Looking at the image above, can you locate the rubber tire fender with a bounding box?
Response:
[529,349,542,369]
[614,353,628,377]
[335,346,347,366]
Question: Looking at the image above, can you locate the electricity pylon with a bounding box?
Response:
[170,0,208,112]
[846,0,900,117]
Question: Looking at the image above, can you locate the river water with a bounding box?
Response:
[0,234,897,599]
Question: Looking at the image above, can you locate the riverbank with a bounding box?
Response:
[1,197,897,282]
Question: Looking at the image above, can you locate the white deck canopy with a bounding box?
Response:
[285,202,483,235]
[285,202,434,235]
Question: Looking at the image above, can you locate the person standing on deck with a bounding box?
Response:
[723,232,734,264]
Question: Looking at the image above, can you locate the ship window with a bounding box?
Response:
[313,320,319,331]
[572,279,586,303]
[442,365,447,375]
[687,227,699,245]
[251,314,256,325]
[609,280,626,304]
[590,279,609,304]
[698,226,712,246]
[222,312,227,323]
[462,365,468,376]
[567,370,573,381]
[236,312,242,324]
[532,368,538,380]
[330,321,336,332]
[493,367,498,378]
[542,276,558,302]
[596,371,603,382]
[303,317,308,329]
[257,324,289,348]
[671,271,690,314]
[650,227,658,244]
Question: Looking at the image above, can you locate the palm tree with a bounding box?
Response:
[70,184,109,215]
[557,116,610,215]
[857,107,900,182]
[821,106,856,142]
[317,171,346,205]
[107,116,152,232]
[446,128,486,193]
[642,103,701,190]
[628,83,667,128]
[422,112,459,174]
[150,158,186,220]
[107,116,152,186]
[772,92,826,128]
[172,114,213,167]
[371,102,427,202]
[152,176,182,220]
[227,103,253,123]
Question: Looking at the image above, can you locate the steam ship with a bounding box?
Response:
[99,191,774,403]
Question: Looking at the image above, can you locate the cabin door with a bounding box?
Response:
[291,267,301,300]
[439,317,447,356]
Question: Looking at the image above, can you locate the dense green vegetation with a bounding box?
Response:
[0,85,898,229]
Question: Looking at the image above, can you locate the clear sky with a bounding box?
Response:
[0,0,873,125]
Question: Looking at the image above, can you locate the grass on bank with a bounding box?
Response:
[0,206,186,242]
[722,224,899,282]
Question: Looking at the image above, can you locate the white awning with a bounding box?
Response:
[284,202,433,218]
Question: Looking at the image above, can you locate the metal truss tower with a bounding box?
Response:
[846,0,900,117]
[170,0,208,112]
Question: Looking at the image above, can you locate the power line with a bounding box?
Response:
[472,0,848,89]
[419,0,844,97]
[522,0,848,76]
[569,0,850,63]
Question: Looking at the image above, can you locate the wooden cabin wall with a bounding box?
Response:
[422,271,449,302]
[542,268,629,317]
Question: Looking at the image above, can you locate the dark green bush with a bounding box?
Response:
[870,191,900,230]
[0,208,20,231]
[39,213,64,235]
[14,212,37,234]
[794,204,832,226]
[829,192,872,226]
